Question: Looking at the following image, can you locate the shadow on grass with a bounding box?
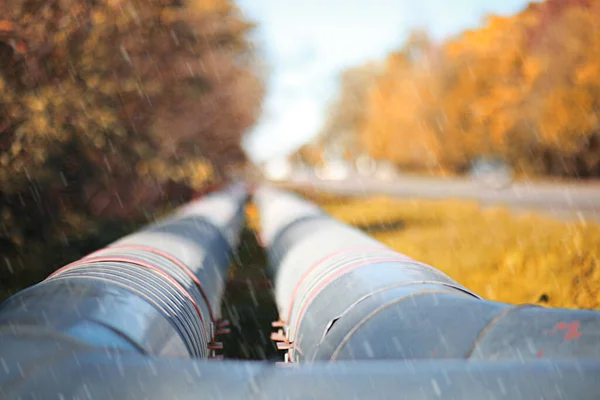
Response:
[352,219,406,233]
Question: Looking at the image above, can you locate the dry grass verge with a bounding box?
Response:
[258,190,600,310]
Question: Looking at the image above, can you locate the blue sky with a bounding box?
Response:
[237,0,536,162]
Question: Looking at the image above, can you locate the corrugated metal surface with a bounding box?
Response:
[0,183,248,358]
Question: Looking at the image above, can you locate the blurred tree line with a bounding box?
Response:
[288,64,377,166]
[0,0,263,297]
[303,0,600,178]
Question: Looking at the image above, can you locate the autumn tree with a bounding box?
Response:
[0,0,263,295]
[288,143,324,167]
[333,0,600,177]
[362,31,447,172]
[316,63,379,161]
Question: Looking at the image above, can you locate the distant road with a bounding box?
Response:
[278,175,600,222]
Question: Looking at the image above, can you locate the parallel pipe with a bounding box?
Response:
[2,328,600,400]
[255,187,600,363]
[0,182,248,359]
[2,184,600,399]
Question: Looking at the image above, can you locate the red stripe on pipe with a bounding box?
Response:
[84,245,216,325]
[285,246,412,323]
[290,257,430,341]
[46,255,208,343]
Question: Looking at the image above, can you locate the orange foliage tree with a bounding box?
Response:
[288,64,378,166]
[0,0,263,293]
[288,143,324,167]
[358,0,600,176]
[318,64,379,161]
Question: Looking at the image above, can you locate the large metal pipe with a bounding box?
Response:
[3,184,600,399]
[0,182,248,359]
[255,187,600,363]
[2,328,600,400]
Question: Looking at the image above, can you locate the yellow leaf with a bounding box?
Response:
[87,76,101,89]
[26,97,46,112]
[575,62,600,86]
[160,9,179,24]
[33,116,48,132]
[10,142,21,155]
[91,11,107,25]
[0,20,15,33]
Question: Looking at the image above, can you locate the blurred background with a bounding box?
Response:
[1,0,600,316]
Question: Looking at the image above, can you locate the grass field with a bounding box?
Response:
[249,190,600,310]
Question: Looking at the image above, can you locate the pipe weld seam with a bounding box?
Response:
[290,258,429,341]
[330,289,467,361]
[465,304,542,359]
[316,281,478,350]
[285,246,407,322]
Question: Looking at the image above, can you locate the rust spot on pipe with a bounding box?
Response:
[537,350,544,358]
[552,321,582,341]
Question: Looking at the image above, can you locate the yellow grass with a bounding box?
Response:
[320,195,600,310]
[247,190,600,310]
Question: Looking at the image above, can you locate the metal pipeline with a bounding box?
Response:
[2,184,600,399]
[0,182,248,359]
[255,187,600,363]
[2,328,600,400]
